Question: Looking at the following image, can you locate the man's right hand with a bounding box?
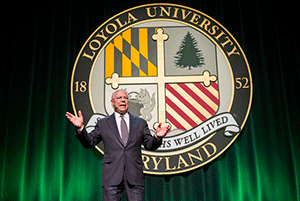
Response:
[66,110,84,130]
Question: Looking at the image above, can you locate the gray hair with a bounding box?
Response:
[111,89,128,100]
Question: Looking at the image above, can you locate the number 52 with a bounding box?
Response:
[235,77,249,89]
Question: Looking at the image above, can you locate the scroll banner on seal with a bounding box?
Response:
[157,113,240,150]
[86,113,240,150]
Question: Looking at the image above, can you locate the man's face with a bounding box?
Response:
[111,90,129,115]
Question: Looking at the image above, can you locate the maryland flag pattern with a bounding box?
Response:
[105,28,158,78]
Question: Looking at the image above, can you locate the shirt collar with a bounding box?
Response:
[114,111,129,119]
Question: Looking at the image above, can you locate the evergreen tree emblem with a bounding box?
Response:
[174,31,205,70]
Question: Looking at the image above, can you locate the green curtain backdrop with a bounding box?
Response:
[1,0,299,200]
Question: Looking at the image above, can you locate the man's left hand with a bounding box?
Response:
[155,123,170,138]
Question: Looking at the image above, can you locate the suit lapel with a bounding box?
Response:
[107,114,124,146]
[127,113,138,145]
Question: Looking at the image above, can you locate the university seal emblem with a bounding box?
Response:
[71,3,253,174]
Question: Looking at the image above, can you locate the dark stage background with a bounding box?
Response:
[1,0,299,200]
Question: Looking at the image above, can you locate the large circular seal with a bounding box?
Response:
[71,3,252,175]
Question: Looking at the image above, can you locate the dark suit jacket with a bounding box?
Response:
[75,113,162,186]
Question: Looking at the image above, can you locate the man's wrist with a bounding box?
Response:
[77,124,84,132]
[155,134,163,139]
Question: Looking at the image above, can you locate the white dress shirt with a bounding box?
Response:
[114,112,130,138]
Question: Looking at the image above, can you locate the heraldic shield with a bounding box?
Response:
[102,23,219,134]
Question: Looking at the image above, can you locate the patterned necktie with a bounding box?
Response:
[120,115,129,145]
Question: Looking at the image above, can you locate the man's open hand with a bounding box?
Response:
[155,123,170,138]
[66,111,84,130]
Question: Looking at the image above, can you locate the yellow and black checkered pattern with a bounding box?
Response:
[105,28,158,78]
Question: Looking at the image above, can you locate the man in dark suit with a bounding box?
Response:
[66,90,169,201]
